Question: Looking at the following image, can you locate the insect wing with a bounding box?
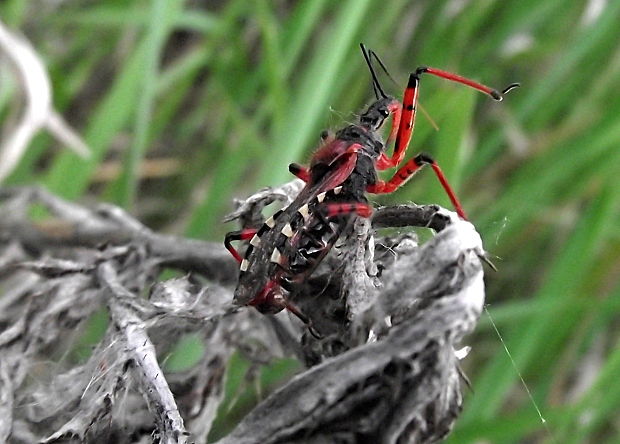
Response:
[233,142,360,307]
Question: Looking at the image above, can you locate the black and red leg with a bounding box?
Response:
[373,67,518,218]
[320,202,374,219]
[224,228,258,263]
[377,67,514,171]
[367,153,467,219]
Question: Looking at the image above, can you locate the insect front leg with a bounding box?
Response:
[376,67,517,171]
[374,101,403,171]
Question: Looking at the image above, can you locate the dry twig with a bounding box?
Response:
[0,184,486,443]
[0,20,89,182]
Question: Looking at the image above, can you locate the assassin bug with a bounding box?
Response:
[225,44,518,326]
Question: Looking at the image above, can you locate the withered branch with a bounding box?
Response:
[0,185,486,443]
[98,262,188,444]
[0,186,237,283]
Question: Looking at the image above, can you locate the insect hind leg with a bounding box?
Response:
[319,202,374,219]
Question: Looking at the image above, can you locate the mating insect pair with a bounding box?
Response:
[225,44,518,326]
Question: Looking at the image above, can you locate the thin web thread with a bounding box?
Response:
[484,305,556,442]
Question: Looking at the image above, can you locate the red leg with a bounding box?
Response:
[384,101,403,145]
[388,73,420,169]
[289,163,310,182]
[321,202,374,219]
[375,101,402,170]
[379,67,511,170]
[224,228,258,263]
[367,153,467,220]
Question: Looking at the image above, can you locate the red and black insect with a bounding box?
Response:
[225,44,518,325]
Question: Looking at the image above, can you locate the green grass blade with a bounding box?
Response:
[107,0,183,208]
[464,178,619,420]
[256,0,373,187]
[43,43,146,198]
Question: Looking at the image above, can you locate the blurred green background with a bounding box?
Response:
[1,0,619,442]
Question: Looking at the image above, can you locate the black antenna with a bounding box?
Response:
[368,49,398,89]
[360,43,388,99]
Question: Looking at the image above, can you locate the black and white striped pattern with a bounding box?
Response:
[239,186,345,275]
